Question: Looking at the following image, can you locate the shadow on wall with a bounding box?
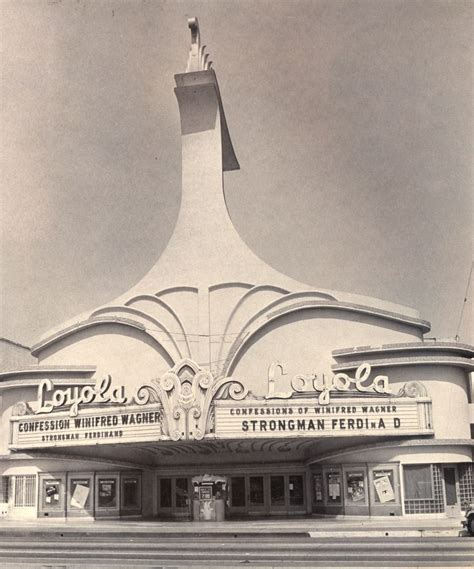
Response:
[226,307,423,393]
[36,323,175,377]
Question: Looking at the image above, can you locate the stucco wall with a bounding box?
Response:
[0,386,37,454]
[314,444,472,466]
[38,324,175,388]
[230,308,424,395]
[365,365,471,440]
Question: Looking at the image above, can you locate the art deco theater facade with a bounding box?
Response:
[1,20,473,522]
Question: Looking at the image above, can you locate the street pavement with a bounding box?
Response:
[0,517,473,568]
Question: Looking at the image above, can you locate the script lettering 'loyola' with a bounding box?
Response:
[36,376,130,417]
[265,362,391,404]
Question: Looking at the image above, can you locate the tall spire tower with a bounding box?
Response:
[118,17,306,292]
[34,18,425,374]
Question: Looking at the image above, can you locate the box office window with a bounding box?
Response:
[69,478,91,510]
[346,472,366,504]
[97,478,117,509]
[403,465,433,500]
[326,472,342,504]
[123,478,140,509]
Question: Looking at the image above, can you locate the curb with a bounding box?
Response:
[0,528,465,539]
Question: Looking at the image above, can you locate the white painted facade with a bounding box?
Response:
[1,19,472,521]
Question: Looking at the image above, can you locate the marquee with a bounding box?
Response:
[9,359,433,449]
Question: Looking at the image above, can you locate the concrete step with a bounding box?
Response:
[0,540,473,569]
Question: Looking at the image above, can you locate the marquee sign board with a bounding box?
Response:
[9,359,433,446]
[212,396,433,439]
[9,404,162,450]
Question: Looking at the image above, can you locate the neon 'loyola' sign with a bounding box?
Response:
[265,362,391,404]
[35,375,151,417]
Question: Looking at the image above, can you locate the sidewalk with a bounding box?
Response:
[0,515,467,538]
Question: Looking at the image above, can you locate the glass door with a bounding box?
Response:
[248,476,266,514]
[229,476,247,515]
[121,474,142,516]
[270,475,286,514]
[175,477,191,517]
[157,477,191,518]
[157,477,172,517]
[288,475,305,512]
[443,466,460,517]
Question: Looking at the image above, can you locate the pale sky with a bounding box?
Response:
[1,0,472,347]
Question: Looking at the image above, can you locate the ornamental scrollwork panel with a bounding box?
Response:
[145,359,248,440]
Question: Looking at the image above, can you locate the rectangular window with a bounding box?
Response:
[403,465,433,500]
[1,477,9,503]
[13,475,36,508]
[10,474,36,508]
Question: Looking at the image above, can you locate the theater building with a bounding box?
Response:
[1,19,473,522]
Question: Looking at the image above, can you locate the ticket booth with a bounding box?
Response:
[192,474,227,522]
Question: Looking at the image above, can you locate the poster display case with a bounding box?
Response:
[322,467,343,515]
[95,473,120,518]
[121,474,142,516]
[343,465,369,516]
[67,473,93,518]
[313,472,324,505]
[38,473,66,518]
[368,463,402,516]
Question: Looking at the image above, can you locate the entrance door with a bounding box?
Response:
[229,476,247,515]
[174,477,191,517]
[269,475,286,514]
[248,476,266,515]
[288,475,305,512]
[157,477,191,519]
[228,474,306,517]
[443,467,460,517]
